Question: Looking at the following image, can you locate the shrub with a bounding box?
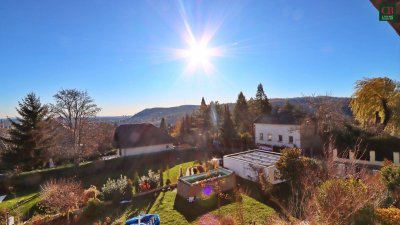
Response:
[219,215,236,225]
[197,214,219,225]
[375,208,400,225]
[139,170,160,191]
[317,177,383,225]
[101,175,133,203]
[82,185,100,203]
[82,198,105,219]
[93,216,112,225]
[197,165,205,173]
[29,214,54,225]
[40,179,84,217]
[381,164,400,206]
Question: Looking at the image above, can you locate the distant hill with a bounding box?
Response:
[116,97,351,126]
[121,105,199,125]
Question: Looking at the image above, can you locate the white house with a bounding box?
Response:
[254,113,322,154]
[223,149,284,184]
[114,123,175,157]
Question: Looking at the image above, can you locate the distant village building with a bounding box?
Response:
[0,119,11,129]
[223,149,284,184]
[254,114,322,154]
[114,123,175,157]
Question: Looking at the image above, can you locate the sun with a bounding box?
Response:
[178,38,221,74]
[187,41,211,65]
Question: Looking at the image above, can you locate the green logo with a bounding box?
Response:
[379,3,396,21]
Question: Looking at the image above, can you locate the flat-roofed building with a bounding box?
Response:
[223,149,284,184]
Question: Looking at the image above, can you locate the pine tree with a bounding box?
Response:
[255,83,272,115]
[233,92,250,133]
[220,105,237,147]
[184,114,191,134]
[159,117,168,133]
[179,117,185,142]
[198,97,211,131]
[1,93,49,170]
[209,101,223,135]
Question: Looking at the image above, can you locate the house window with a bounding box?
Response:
[259,133,263,140]
[267,133,272,142]
[278,135,283,142]
[289,136,294,144]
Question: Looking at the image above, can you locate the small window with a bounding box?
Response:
[289,136,294,144]
[278,135,283,142]
[166,145,170,149]
[259,133,263,140]
[267,133,272,141]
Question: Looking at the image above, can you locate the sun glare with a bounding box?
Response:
[188,41,210,65]
[179,39,219,74]
[160,1,234,75]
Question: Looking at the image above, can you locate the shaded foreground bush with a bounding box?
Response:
[375,207,400,225]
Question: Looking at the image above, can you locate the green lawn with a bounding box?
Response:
[163,161,197,184]
[1,159,276,224]
[0,191,41,217]
[148,191,275,225]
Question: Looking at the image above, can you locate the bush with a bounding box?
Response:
[139,170,160,191]
[82,185,100,203]
[40,179,84,216]
[317,177,375,225]
[219,215,236,225]
[197,214,219,225]
[101,175,133,203]
[375,208,400,225]
[82,198,106,219]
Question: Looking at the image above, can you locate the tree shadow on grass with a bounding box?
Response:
[173,192,235,222]
[236,176,290,219]
[77,193,159,225]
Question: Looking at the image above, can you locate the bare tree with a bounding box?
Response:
[50,89,100,163]
[304,94,350,135]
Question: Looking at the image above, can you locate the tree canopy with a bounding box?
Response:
[50,89,101,163]
[350,77,400,134]
[255,83,272,115]
[233,92,250,133]
[220,105,237,147]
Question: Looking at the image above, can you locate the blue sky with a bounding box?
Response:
[0,0,399,117]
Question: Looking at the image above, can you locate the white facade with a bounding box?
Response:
[255,123,301,148]
[120,143,173,157]
[223,150,284,184]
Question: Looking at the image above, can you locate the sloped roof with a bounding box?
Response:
[114,123,175,149]
[254,112,301,125]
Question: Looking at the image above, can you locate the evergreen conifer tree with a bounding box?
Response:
[159,117,168,133]
[220,105,237,147]
[255,83,272,115]
[1,93,49,170]
[233,92,250,133]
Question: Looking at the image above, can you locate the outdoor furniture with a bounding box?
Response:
[125,214,160,225]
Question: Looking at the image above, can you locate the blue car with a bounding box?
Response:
[125,214,160,225]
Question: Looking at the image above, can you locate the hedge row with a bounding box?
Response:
[0,148,209,191]
[333,125,400,161]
